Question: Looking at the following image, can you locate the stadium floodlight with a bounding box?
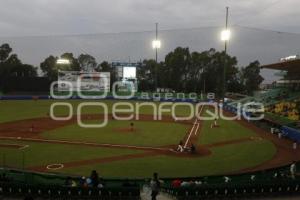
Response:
[56,58,71,65]
[221,29,231,41]
[152,40,161,49]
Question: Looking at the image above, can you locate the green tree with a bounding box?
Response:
[61,53,80,71]
[40,55,58,81]
[241,61,264,95]
[96,61,117,88]
[164,47,191,92]
[137,59,157,91]
[40,52,80,81]
[0,44,36,79]
[78,54,97,71]
[0,43,12,62]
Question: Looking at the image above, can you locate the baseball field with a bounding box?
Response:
[0,99,298,178]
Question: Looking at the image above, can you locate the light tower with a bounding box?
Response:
[152,23,161,91]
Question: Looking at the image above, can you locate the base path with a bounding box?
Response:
[0,108,298,174]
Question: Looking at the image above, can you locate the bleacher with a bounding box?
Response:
[1,163,300,199]
[0,183,140,200]
[161,164,300,199]
[0,168,141,200]
[227,88,290,108]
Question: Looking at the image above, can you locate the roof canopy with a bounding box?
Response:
[261,59,300,71]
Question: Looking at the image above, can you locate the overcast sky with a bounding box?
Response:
[0,0,300,83]
[0,0,299,36]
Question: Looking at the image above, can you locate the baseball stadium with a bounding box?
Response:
[1,2,300,200]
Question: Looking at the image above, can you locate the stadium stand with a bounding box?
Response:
[0,168,141,200]
[1,163,300,199]
[161,164,300,199]
[226,59,300,143]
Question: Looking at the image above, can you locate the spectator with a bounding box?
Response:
[189,180,196,187]
[195,180,202,185]
[86,178,92,187]
[90,170,99,187]
[224,176,231,183]
[80,176,88,187]
[150,173,160,200]
[171,179,181,188]
[290,161,297,179]
[180,181,190,187]
[71,180,77,187]
[64,177,72,187]
[0,173,9,182]
[123,179,137,187]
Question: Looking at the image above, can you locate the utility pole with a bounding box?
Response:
[155,22,158,91]
[223,7,229,102]
[152,23,161,92]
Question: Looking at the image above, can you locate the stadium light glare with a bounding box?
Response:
[152,40,161,49]
[56,58,71,65]
[221,29,231,41]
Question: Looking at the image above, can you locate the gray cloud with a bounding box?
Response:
[0,0,299,83]
[0,0,299,36]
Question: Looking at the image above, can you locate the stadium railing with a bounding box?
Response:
[161,164,300,199]
[0,168,141,199]
[0,162,298,199]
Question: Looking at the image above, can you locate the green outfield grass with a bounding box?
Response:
[60,140,276,178]
[0,140,142,168]
[0,100,277,178]
[197,107,259,145]
[42,120,188,147]
[0,99,194,123]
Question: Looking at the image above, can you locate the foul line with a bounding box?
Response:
[184,119,198,148]
[0,136,168,151]
[19,145,29,150]
[184,105,204,148]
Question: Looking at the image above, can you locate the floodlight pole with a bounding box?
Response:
[155,22,158,91]
[155,23,158,64]
[223,7,229,102]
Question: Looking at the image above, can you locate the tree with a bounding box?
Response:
[0,44,37,79]
[96,61,117,88]
[164,47,191,92]
[135,47,244,95]
[40,55,58,81]
[0,43,37,92]
[78,54,97,71]
[137,59,157,91]
[97,61,110,72]
[61,53,80,71]
[241,61,264,95]
[40,52,80,81]
[0,43,12,62]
